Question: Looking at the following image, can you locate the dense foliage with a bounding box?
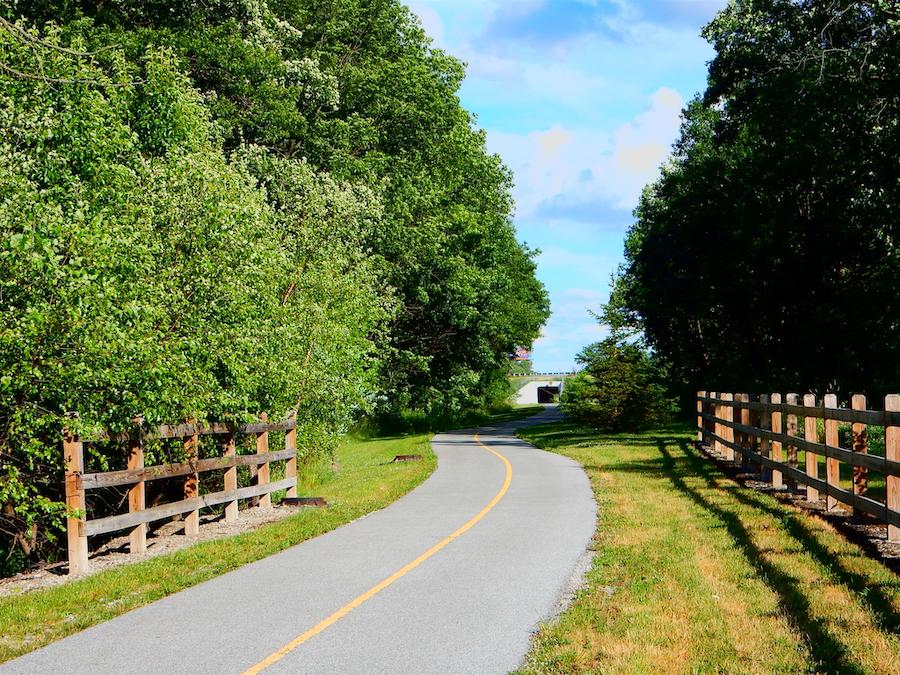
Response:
[561,311,675,430]
[11,0,549,418]
[617,0,899,398]
[0,2,547,569]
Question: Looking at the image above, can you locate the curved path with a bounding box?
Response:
[4,407,595,674]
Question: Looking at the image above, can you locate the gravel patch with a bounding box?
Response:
[0,504,301,597]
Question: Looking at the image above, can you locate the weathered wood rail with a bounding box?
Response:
[696,391,900,541]
[63,412,299,575]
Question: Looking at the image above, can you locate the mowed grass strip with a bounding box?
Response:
[0,433,435,663]
[516,422,900,674]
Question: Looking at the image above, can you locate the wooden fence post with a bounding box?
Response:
[63,413,89,575]
[723,393,735,461]
[886,394,900,542]
[803,394,819,503]
[785,393,799,491]
[760,394,771,482]
[128,415,146,554]
[224,432,238,523]
[739,393,751,469]
[184,426,200,536]
[712,391,723,456]
[706,391,716,444]
[285,412,298,498]
[851,393,868,517]
[771,393,783,489]
[256,412,271,509]
[697,391,706,444]
[824,394,841,511]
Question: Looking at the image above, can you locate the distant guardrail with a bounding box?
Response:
[509,372,576,378]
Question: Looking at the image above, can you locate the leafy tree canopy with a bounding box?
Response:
[0,0,548,568]
[618,0,899,398]
[7,0,549,417]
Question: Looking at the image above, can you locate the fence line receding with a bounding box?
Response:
[696,391,900,541]
[63,412,299,575]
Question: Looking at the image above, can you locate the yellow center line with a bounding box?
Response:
[242,432,513,675]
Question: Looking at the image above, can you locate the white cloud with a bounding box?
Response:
[486,86,685,222]
[609,86,683,195]
[407,2,445,45]
[530,287,610,370]
[535,126,572,161]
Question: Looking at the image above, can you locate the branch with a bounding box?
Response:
[0,60,143,86]
[0,17,119,58]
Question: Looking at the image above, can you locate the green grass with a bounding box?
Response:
[516,421,900,674]
[363,403,543,436]
[0,432,436,663]
[479,404,544,424]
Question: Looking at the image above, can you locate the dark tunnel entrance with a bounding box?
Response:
[537,385,560,403]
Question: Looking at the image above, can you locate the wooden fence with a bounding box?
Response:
[63,412,298,575]
[697,391,900,542]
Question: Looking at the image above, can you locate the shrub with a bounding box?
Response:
[561,338,676,431]
[0,22,385,570]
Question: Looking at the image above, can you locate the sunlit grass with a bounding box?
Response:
[516,421,900,674]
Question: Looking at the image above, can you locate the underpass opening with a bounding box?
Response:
[537,386,560,403]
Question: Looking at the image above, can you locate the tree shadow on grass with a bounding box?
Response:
[520,421,686,451]
[652,437,863,674]
[675,439,900,637]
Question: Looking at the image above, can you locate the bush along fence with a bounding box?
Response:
[63,412,299,575]
[696,391,900,541]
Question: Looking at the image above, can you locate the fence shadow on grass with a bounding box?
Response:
[688,443,900,637]
[585,437,900,639]
[652,437,862,674]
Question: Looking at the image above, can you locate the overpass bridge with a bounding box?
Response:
[510,373,574,405]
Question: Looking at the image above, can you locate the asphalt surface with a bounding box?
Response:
[4,406,595,674]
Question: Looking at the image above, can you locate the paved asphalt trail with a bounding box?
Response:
[5,406,595,674]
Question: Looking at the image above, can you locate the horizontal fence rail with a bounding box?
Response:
[696,391,900,541]
[63,412,299,575]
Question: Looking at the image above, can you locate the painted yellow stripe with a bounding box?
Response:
[242,432,513,675]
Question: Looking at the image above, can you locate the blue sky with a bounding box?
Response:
[405,0,727,372]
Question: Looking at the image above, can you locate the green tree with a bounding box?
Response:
[561,337,674,431]
[618,0,900,398]
[0,20,385,567]
[6,0,549,420]
[0,1,549,569]
[509,359,534,377]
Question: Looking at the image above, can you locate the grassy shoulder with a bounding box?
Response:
[516,421,900,674]
[0,433,435,663]
[478,404,544,425]
[377,403,544,434]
